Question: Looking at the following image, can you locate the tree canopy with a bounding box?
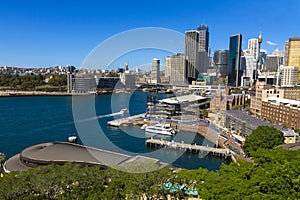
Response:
[1,145,300,199]
[0,74,67,91]
[243,126,285,156]
[0,126,297,199]
[1,147,300,199]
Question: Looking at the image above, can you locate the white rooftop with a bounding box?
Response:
[159,94,206,104]
[264,97,300,108]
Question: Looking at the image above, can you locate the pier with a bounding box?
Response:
[145,138,231,158]
[107,113,145,127]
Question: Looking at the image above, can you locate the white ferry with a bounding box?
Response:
[143,123,175,136]
[120,108,128,114]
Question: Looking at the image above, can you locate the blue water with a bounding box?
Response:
[0,91,228,170]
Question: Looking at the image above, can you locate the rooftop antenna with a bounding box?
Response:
[255,31,263,85]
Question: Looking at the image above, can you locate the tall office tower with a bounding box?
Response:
[248,38,259,59]
[165,56,171,79]
[197,24,210,74]
[280,66,299,87]
[167,53,188,86]
[185,30,199,80]
[151,58,160,84]
[228,34,242,87]
[287,37,300,83]
[266,55,279,72]
[241,53,256,85]
[213,50,229,77]
[283,40,289,66]
[197,24,209,52]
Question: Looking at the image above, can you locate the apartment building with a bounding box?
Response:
[261,97,300,129]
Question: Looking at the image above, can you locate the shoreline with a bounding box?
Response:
[0,90,83,97]
[111,115,220,145]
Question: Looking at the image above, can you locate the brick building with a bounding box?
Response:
[261,97,300,129]
[210,88,245,113]
[250,81,300,117]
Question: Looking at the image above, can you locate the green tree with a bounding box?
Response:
[197,109,208,118]
[0,152,5,170]
[243,126,284,156]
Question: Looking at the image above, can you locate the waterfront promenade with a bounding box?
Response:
[108,114,220,144]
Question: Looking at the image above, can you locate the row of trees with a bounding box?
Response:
[0,126,298,199]
[0,74,67,91]
[0,162,174,199]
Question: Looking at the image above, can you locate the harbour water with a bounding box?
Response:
[0,91,229,170]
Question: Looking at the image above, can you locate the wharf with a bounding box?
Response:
[145,138,231,158]
[107,113,146,127]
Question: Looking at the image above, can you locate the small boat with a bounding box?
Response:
[68,136,77,143]
[120,108,128,114]
[145,123,175,136]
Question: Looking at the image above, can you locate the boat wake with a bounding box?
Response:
[76,109,127,123]
[34,109,127,132]
[96,111,124,119]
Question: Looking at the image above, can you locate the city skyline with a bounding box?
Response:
[1,0,300,69]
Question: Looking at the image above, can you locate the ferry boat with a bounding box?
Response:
[144,123,175,136]
[120,108,128,114]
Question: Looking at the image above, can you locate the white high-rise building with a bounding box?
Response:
[244,54,256,84]
[280,66,298,87]
[248,38,259,59]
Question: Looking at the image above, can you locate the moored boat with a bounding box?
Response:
[120,108,128,114]
[145,123,175,136]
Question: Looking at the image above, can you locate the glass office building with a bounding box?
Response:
[228,34,242,87]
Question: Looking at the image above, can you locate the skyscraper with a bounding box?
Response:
[283,40,289,66]
[213,50,228,78]
[197,24,210,74]
[151,58,160,84]
[287,37,300,83]
[228,34,242,87]
[185,24,210,80]
[166,54,188,86]
[241,53,256,85]
[165,56,171,79]
[185,30,199,80]
[197,24,209,52]
[247,38,259,59]
[266,55,279,72]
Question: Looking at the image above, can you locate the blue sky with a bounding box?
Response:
[1,0,299,69]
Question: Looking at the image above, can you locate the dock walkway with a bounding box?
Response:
[145,138,231,157]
